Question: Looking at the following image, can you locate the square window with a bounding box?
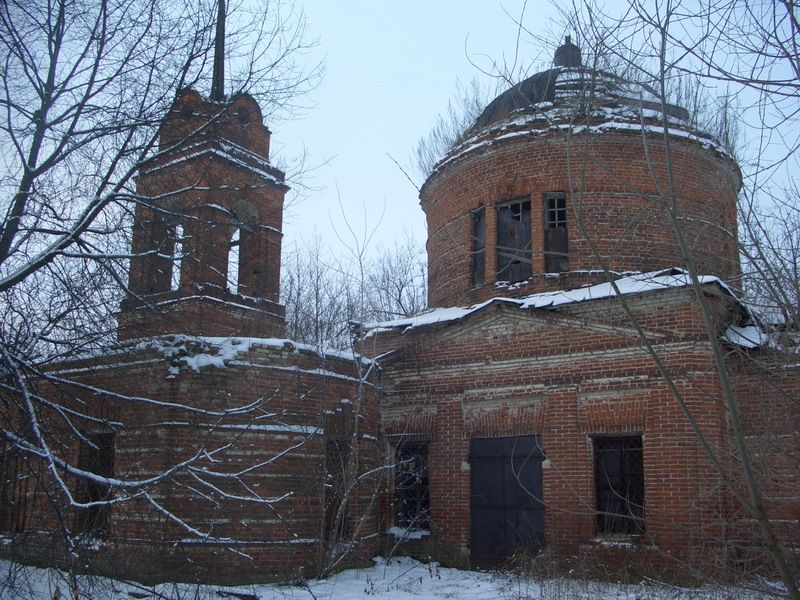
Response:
[545,194,567,229]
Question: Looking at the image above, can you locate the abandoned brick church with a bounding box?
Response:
[3,37,798,584]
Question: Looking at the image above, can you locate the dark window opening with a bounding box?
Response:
[472,207,486,287]
[0,444,31,533]
[324,440,351,542]
[497,199,532,282]
[594,436,644,535]
[395,442,429,530]
[544,193,568,273]
[76,432,115,537]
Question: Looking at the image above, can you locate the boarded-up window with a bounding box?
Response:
[496,199,532,282]
[472,207,486,287]
[395,442,429,529]
[594,436,644,535]
[544,193,568,273]
[76,433,115,537]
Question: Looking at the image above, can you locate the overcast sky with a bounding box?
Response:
[274,1,568,258]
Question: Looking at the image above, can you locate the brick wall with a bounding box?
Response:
[7,339,382,584]
[0,88,389,585]
[369,287,771,571]
[422,123,741,307]
[728,353,800,565]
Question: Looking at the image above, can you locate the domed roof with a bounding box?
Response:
[472,36,583,130]
[470,37,688,133]
[472,68,561,130]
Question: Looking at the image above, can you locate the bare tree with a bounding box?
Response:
[366,233,428,321]
[740,185,800,331]
[413,77,498,178]
[282,236,354,348]
[0,0,321,590]
[282,233,428,348]
[280,215,427,575]
[555,2,800,596]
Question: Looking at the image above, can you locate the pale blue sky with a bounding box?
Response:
[267,1,795,272]
[275,1,567,257]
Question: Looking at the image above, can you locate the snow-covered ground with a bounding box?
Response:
[0,556,784,599]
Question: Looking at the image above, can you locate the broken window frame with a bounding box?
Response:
[593,435,645,535]
[496,198,532,283]
[543,192,568,273]
[471,206,486,287]
[394,441,430,530]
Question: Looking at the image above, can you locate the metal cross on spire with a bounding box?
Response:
[210,0,226,101]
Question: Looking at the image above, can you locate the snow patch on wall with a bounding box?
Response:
[150,421,322,435]
[386,526,431,540]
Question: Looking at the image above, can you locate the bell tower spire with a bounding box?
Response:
[210,0,226,101]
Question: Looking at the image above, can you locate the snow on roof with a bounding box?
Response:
[434,102,729,177]
[365,269,763,349]
[146,294,284,316]
[215,138,286,184]
[143,335,369,373]
[723,325,769,349]
[141,138,286,185]
[61,334,370,375]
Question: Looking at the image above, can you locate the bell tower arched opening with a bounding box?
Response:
[227,226,240,294]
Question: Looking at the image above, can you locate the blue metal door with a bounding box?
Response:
[469,436,543,568]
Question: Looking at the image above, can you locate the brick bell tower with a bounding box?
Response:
[118,0,287,340]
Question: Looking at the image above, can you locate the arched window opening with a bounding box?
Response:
[170,224,184,292]
[227,226,240,294]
